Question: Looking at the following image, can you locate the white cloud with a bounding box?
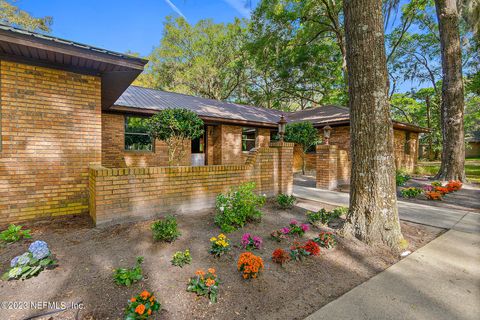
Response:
[164,0,188,20]
[223,0,252,18]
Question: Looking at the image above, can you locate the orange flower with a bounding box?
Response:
[195,269,206,277]
[205,278,216,287]
[208,268,216,274]
[135,304,146,315]
[130,297,136,302]
[150,295,155,302]
[140,290,150,300]
[147,309,152,315]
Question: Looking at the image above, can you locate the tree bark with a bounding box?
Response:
[434,0,466,181]
[342,0,404,252]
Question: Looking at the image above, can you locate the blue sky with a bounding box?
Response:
[18,0,258,56]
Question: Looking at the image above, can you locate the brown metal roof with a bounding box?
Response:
[113,85,284,126]
[0,24,148,108]
[287,105,350,124]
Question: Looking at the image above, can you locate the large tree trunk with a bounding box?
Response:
[342,0,404,252]
[434,0,466,181]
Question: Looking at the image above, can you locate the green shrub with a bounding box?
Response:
[306,206,347,225]
[276,194,296,209]
[214,182,266,233]
[396,170,411,186]
[431,181,442,187]
[113,256,144,287]
[400,187,423,198]
[151,215,181,242]
[171,249,192,267]
[1,224,32,243]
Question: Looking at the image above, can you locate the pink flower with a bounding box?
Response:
[290,219,298,225]
[253,236,263,248]
[281,227,290,234]
[301,224,309,232]
[241,233,251,247]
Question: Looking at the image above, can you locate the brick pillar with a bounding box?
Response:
[316,145,338,190]
[270,141,294,194]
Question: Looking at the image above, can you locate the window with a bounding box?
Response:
[242,127,257,152]
[404,132,411,155]
[125,116,153,151]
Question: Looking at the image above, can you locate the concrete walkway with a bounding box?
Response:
[294,185,480,233]
[295,185,480,320]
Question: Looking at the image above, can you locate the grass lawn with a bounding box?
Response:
[415,158,480,183]
[0,201,441,320]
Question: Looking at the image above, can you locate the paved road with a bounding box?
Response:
[294,185,480,320]
[294,185,480,233]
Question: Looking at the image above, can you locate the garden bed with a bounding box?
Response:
[0,202,442,320]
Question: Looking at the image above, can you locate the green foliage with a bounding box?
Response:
[134,16,247,102]
[171,249,192,268]
[151,215,181,242]
[113,257,144,287]
[276,194,296,209]
[146,108,204,165]
[0,224,31,243]
[125,290,161,320]
[285,122,320,174]
[214,182,266,233]
[400,187,423,198]
[0,0,52,32]
[4,241,55,280]
[306,206,346,225]
[396,170,411,186]
[187,269,219,303]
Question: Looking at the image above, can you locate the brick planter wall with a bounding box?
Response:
[0,61,101,224]
[89,142,294,226]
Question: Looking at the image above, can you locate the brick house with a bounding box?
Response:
[0,25,425,225]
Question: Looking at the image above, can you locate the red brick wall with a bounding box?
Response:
[393,130,419,172]
[101,113,190,168]
[89,142,294,225]
[0,61,101,223]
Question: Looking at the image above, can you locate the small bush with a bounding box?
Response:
[171,249,192,268]
[396,170,411,186]
[187,268,219,303]
[282,219,309,237]
[151,215,180,242]
[400,187,423,198]
[276,194,296,209]
[307,207,346,225]
[210,233,231,257]
[313,232,337,249]
[1,224,32,243]
[272,248,290,265]
[214,182,266,233]
[237,252,264,279]
[125,290,161,319]
[113,256,144,287]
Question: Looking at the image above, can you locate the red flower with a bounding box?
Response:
[303,240,321,256]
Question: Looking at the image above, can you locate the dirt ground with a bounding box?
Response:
[0,201,443,320]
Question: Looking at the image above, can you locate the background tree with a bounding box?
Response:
[135,17,246,101]
[0,0,52,32]
[284,122,320,174]
[146,108,204,166]
[342,0,404,251]
[434,0,466,181]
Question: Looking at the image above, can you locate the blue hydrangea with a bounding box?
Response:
[10,256,19,267]
[28,240,50,260]
[17,252,31,265]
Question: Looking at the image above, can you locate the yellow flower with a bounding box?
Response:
[218,234,226,239]
[210,237,217,242]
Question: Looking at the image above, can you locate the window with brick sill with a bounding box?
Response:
[242,127,256,152]
[125,116,154,152]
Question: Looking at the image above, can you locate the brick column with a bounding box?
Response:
[270,141,294,194]
[316,145,338,190]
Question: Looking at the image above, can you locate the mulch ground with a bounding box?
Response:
[0,201,443,320]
